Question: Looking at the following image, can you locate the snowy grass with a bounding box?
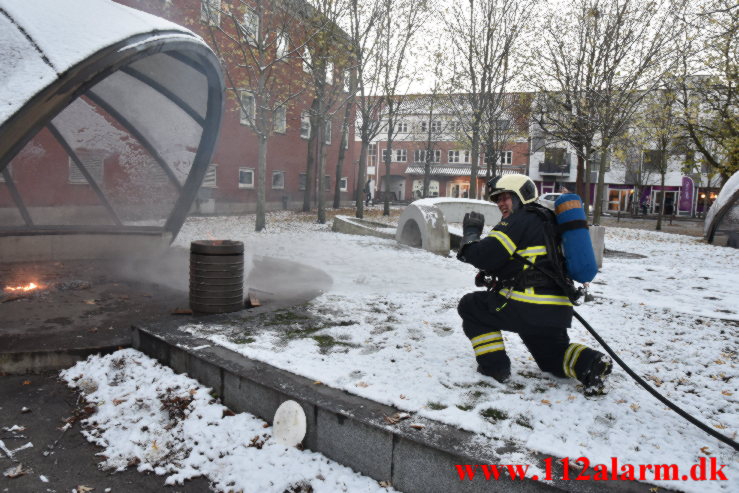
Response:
[61,349,394,493]
[68,212,738,492]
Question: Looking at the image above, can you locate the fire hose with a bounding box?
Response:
[512,253,739,452]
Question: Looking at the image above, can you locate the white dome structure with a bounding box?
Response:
[0,0,224,260]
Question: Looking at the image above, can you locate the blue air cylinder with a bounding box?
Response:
[554,194,598,283]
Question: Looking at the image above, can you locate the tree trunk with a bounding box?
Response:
[469,130,480,199]
[383,117,393,216]
[255,133,268,231]
[317,120,326,224]
[584,145,592,215]
[302,101,319,212]
[576,151,585,198]
[656,169,666,231]
[333,102,352,209]
[355,139,369,219]
[592,144,609,225]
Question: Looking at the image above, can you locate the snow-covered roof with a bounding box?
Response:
[704,172,739,242]
[0,0,224,245]
[405,164,527,177]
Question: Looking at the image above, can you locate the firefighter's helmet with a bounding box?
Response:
[486,174,538,204]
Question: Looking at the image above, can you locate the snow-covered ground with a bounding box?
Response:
[68,212,738,492]
[61,349,393,493]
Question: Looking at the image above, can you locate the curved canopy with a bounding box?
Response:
[705,172,739,246]
[0,0,224,247]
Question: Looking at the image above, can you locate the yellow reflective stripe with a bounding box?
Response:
[475,342,506,356]
[518,245,547,256]
[471,331,502,347]
[563,343,587,378]
[487,230,516,255]
[498,288,572,306]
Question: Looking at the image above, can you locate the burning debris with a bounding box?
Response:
[1,279,91,303]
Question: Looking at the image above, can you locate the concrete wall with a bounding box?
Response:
[0,232,172,262]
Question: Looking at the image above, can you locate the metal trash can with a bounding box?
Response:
[189,240,244,313]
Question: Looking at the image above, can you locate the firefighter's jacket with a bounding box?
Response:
[458,205,573,327]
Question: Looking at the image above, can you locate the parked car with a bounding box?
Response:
[537,193,562,210]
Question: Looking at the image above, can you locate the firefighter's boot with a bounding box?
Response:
[580,354,613,396]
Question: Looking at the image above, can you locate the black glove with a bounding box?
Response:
[475,271,496,290]
[462,211,485,238]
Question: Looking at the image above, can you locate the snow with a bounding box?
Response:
[183,214,738,490]
[67,212,738,492]
[0,0,195,74]
[61,349,394,493]
[0,0,204,126]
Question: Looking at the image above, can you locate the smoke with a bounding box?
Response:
[114,246,333,307]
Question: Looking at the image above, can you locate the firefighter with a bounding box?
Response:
[456,174,612,396]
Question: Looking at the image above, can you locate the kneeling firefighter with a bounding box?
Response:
[456,174,612,396]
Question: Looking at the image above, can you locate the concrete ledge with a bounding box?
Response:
[132,323,669,493]
[589,225,606,268]
[331,215,396,239]
[0,232,172,262]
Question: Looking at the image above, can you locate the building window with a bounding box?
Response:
[396,121,408,133]
[447,120,462,132]
[300,111,311,139]
[302,48,311,73]
[420,121,428,132]
[202,164,217,188]
[430,120,442,132]
[298,173,307,191]
[326,62,334,85]
[68,150,104,184]
[274,106,286,133]
[240,8,259,45]
[414,149,441,163]
[272,171,285,189]
[324,175,331,191]
[238,167,254,188]
[368,142,377,164]
[324,120,332,145]
[276,33,289,59]
[500,150,512,165]
[200,0,220,26]
[340,177,348,191]
[383,149,407,163]
[239,90,255,126]
[448,150,470,164]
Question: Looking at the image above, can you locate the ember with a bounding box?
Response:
[3,282,43,293]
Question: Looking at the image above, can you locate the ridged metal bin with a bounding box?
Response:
[189,240,244,313]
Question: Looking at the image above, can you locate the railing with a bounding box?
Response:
[538,161,570,175]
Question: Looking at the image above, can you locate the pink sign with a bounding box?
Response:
[679,176,694,211]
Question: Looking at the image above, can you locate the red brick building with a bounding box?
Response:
[115,0,357,213]
[356,94,530,202]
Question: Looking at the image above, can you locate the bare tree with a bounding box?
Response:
[378,0,429,215]
[348,0,387,219]
[300,0,353,224]
[620,86,684,229]
[675,0,738,185]
[203,0,311,231]
[333,68,356,209]
[446,0,532,199]
[530,0,682,224]
[482,92,532,179]
[590,0,683,224]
